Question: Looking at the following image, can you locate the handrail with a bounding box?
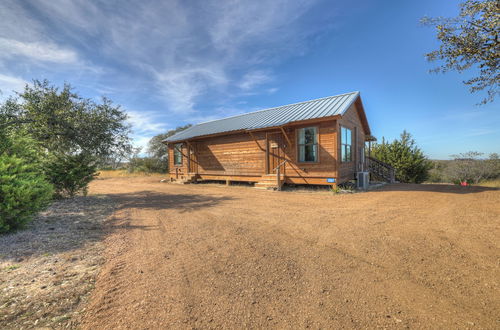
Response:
[367,156,395,183]
[367,156,392,169]
[273,159,287,172]
[274,160,287,191]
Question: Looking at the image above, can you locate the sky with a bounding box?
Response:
[0,0,498,159]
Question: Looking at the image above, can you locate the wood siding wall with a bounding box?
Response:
[281,121,338,184]
[196,132,267,176]
[337,102,366,182]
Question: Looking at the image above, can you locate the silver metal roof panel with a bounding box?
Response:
[165,91,360,142]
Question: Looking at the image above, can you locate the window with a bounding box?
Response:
[173,143,183,165]
[298,127,318,162]
[341,126,352,162]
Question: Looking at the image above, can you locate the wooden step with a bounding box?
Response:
[254,182,278,190]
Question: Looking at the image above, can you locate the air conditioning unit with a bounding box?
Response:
[357,171,369,190]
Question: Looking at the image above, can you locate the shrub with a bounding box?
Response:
[45,154,98,198]
[445,152,500,184]
[372,131,432,183]
[127,157,168,173]
[0,154,53,233]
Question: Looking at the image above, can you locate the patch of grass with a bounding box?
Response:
[3,265,20,271]
[478,179,500,188]
[97,170,167,178]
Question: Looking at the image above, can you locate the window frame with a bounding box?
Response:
[173,143,183,166]
[296,126,319,163]
[340,126,352,163]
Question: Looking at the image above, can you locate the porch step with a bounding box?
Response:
[254,173,285,190]
[254,182,279,190]
[171,174,198,184]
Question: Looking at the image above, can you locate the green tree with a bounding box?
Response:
[147,124,192,160]
[45,153,98,198]
[0,80,133,196]
[1,80,132,160]
[0,132,53,233]
[372,131,432,183]
[422,0,499,104]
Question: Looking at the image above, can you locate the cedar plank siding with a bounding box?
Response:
[168,121,340,185]
[282,121,337,184]
[196,132,266,177]
[337,101,366,182]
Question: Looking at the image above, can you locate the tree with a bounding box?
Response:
[1,80,132,160]
[147,124,192,160]
[445,151,500,183]
[0,132,53,233]
[0,80,133,196]
[371,131,432,183]
[422,0,499,104]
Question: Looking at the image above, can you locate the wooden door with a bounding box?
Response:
[268,133,285,174]
[188,143,197,173]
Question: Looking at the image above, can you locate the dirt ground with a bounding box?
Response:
[74,177,499,329]
[0,195,116,329]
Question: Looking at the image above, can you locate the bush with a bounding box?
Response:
[45,154,98,198]
[444,152,500,184]
[372,131,432,183]
[127,157,168,173]
[0,154,53,233]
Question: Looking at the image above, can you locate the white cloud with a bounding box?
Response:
[152,65,228,113]
[127,110,169,135]
[238,70,273,91]
[0,74,27,96]
[126,109,170,151]
[0,38,79,64]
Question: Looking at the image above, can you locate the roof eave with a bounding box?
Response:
[164,115,343,143]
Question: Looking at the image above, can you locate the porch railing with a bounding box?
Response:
[274,160,287,191]
[367,156,395,183]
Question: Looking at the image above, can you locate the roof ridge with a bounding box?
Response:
[193,91,359,126]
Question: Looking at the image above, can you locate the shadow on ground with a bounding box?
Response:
[108,190,235,213]
[374,183,499,194]
[0,191,233,259]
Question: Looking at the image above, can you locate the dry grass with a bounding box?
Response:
[478,178,500,188]
[0,195,116,329]
[97,170,167,179]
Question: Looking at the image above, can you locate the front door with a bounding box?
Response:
[188,143,197,173]
[268,133,285,174]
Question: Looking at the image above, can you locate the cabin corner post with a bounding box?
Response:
[334,119,340,182]
[265,133,269,174]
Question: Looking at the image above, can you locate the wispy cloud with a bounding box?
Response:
[126,110,170,151]
[464,128,496,137]
[0,38,78,63]
[238,70,273,91]
[0,73,27,98]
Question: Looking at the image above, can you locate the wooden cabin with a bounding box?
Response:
[165,91,376,189]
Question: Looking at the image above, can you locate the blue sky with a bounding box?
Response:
[0,0,498,159]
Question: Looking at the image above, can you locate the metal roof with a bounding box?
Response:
[165,91,360,142]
